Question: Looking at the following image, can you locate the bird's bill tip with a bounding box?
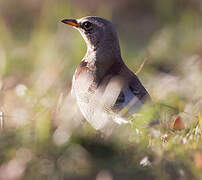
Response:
[61,19,79,27]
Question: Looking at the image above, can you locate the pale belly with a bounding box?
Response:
[74,88,111,130]
[71,70,105,129]
[71,70,129,130]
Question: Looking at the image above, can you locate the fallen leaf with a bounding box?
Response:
[173,116,184,130]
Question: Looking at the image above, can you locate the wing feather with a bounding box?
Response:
[113,65,151,117]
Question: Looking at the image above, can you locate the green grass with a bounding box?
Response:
[0,0,202,179]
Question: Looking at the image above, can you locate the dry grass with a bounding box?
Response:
[0,0,202,179]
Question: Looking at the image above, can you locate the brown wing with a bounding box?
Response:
[113,63,151,116]
[128,73,151,103]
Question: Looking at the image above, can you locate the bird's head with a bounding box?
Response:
[61,16,121,56]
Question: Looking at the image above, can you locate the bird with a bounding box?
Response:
[61,16,151,132]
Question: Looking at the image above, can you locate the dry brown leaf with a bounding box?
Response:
[173,116,184,130]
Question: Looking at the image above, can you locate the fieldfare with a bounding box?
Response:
[61,16,151,131]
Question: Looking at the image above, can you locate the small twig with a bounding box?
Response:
[0,112,4,129]
[158,103,198,118]
[135,54,150,75]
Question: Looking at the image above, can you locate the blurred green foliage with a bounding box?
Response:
[0,0,202,179]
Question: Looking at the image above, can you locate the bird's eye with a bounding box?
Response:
[82,21,92,31]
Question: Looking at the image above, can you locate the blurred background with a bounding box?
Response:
[0,0,202,179]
